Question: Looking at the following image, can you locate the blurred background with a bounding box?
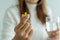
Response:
[0,0,60,39]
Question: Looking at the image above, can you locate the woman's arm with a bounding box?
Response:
[1,7,33,40]
[1,8,17,40]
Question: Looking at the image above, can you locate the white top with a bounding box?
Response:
[1,2,52,40]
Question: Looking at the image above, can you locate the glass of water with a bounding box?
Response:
[45,16,60,39]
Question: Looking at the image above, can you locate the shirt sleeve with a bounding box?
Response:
[1,8,17,40]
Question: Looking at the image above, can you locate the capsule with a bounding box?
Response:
[24,12,27,16]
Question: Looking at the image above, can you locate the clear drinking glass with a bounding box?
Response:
[45,16,60,40]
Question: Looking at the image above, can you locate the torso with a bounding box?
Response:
[9,3,52,40]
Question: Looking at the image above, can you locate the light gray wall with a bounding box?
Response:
[0,0,60,39]
[46,0,60,16]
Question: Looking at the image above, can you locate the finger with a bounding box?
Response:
[22,13,29,18]
[22,25,31,39]
[26,26,32,35]
[14,22,26,32]
[18,14,30,29]
[54,30,59,34]
[23,29,33,39]
[20,22,30,31]
[21,14,30,22]
[14,15,30,32]
[52,32,59,37]
[20,15,29,27]
[28,30,33,38]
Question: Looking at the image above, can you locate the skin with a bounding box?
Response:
[13,14,33,40]
[46,29,60,40]
[13,0,38,40]
[13,0,60,40]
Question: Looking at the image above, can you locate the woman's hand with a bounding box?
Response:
[47,28,60,40]
[13,14,33,40]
